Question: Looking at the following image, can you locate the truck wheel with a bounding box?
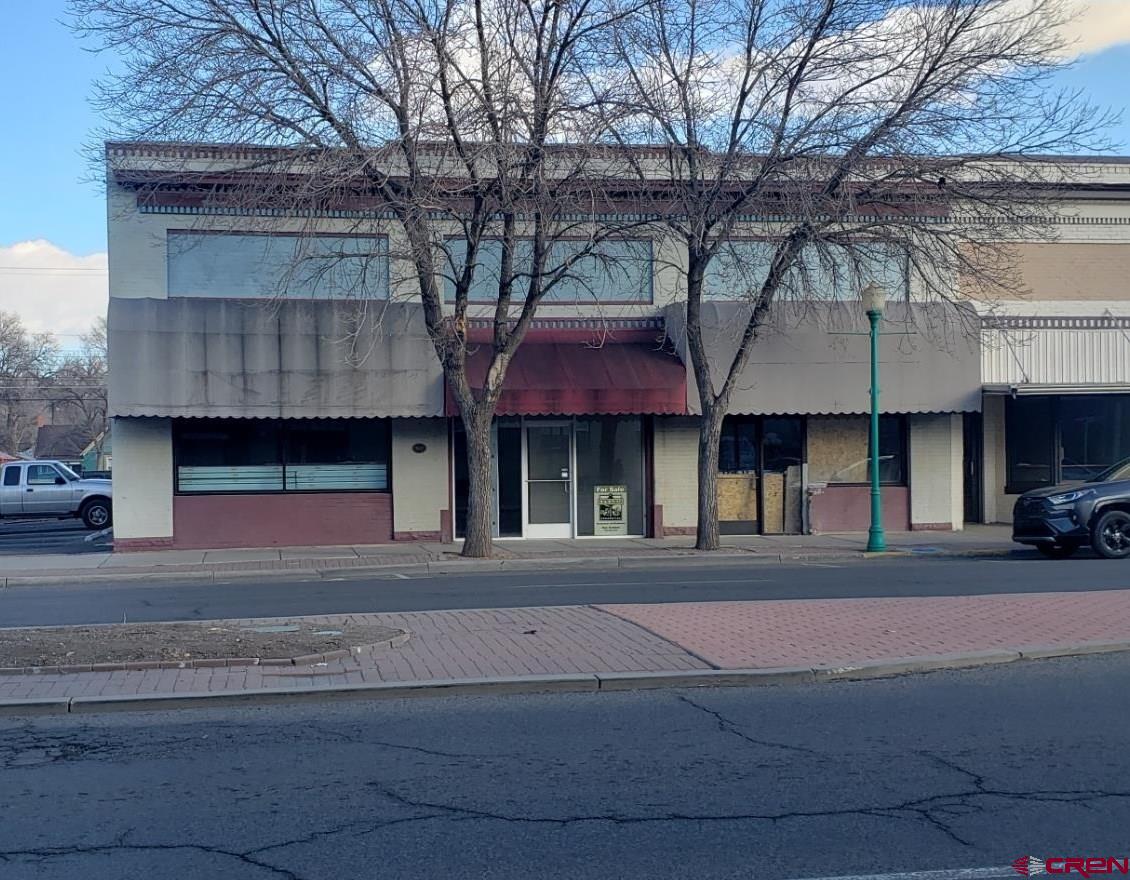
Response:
[81,499,112,530]
[1091,509,1130,559]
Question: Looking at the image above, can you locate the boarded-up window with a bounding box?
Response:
[168,232,389,299]
[807,415,906,484]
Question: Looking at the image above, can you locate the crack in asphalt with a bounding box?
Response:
[0,842,307,879]
[674,693,819,755]
[359,776,1130,850]
[3,719,1124,870]
[302,724,506,760]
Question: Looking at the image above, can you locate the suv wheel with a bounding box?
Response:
[1037,542,1079,559]
[1091,510,1130,559]
[81,499,112,530]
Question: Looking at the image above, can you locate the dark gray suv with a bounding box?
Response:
[1013,458,1130,559]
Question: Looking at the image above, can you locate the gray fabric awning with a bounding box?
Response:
[664,300,981,415]
[109,297,444,419]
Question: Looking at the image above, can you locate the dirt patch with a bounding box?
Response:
[0,619,405,669]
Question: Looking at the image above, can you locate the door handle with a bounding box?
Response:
[26,488,33,492]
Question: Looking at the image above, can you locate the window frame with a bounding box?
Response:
[703,236,911,303]
[172,418,392,496]
[27,464,67,486]
[442,236,655,305]
[2,465,21,487]
[166,229,391,301]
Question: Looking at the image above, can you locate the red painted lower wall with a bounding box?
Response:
[808,485,910,533]
[172,493,393,549]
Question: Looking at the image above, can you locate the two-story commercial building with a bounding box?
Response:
[977,158,1130,523]
[107,142,990,550]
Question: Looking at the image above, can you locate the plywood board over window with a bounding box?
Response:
[807,415,907,485]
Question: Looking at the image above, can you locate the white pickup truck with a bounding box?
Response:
[0,460,113,529]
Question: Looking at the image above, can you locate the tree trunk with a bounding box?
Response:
[461,407,495,559]
[695,403,726,551]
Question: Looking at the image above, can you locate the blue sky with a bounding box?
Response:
[4,1,1130,257]
[0,1,1128,340]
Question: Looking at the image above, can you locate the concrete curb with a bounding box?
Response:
[0,546,1025,588]
[1,640,1124,716]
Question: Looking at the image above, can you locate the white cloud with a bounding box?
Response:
[0,240,108,347]
[1062,0,1130,56]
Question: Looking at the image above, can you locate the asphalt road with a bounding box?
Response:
[1,555,1128,627]
[2,653,1128,879]
[0,519,107,556]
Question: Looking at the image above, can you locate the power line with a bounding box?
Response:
[0,267,107,273]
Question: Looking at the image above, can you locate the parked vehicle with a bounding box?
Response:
[1013,458,1130,559]
[0,460,112,529]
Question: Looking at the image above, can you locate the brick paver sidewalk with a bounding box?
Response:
[2,590,1129,705]
[599,591,1130,668]
[0,606,707,702]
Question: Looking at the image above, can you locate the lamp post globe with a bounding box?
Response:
[861,282,887,317]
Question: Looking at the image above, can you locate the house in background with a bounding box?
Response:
[81,429,112,475]
[33,424,93,471]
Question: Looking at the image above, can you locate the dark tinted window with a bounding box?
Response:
[872,415,907,484]
[1059,396,1130,481]
[1005,397,1054,492]
[173,419,390,493]
[762,417,805,473]
[719,417,758,473]
[2,466,19,486]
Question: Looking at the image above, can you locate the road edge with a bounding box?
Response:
[0,546,1020,587]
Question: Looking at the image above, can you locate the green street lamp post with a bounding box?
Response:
[861,282,887,553]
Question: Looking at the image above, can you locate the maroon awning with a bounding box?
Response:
[445,342,687,416]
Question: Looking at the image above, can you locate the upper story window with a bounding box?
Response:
[704,240,908,301]
[443,238,653,304]
[167,231,389,300]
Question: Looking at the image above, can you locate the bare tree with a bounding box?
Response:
[0,312,59,455]
[72,0,644,556]
[604,0,1111,549]
[49,317,109,452]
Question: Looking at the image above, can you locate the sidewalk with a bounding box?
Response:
[0,525,1018,586]
[3,588,1127,714]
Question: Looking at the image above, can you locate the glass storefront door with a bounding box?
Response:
[523,423,573,538]
[455,416,646,539]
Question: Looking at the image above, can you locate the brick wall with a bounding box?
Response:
[171,492,393,549]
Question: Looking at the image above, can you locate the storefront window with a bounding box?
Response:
[719,417,758,473]
[1060,396,1130,481]
[762,417,805,474]
[174,419,389,493]
[453,421,522,539]
[1005,395,1130,491]
[575,417,645,536]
